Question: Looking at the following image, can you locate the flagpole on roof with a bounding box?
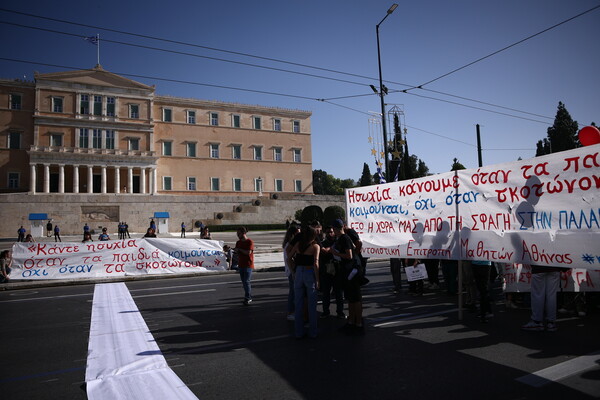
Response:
[97,34,100,66]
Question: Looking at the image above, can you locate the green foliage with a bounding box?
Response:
[294,209,303,221]
[359,163,373,186]
[536,102,579,156]
[312,169,356,195]
[323,205,346,227]
[299,205,324,226]
[451,158,466,171]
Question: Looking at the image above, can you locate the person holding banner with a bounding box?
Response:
[405,258,424,296]
[235,226,254,305]
[522,265,563,332]
[0,250,12,283]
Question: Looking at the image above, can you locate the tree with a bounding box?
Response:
[536,102,579,156]
[359,163,373,186]
[451,158,466,171]
[299,205,323,226]
[312,169,356,195]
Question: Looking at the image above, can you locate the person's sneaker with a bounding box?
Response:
[558,307,570,314]
[243,299,253,305]
[429,283,439,290]
[320,312,331,319]
[505,301,518,309]
[577,311,587,317]
[286,314,295,321]
[336,313,347,319]
[484,312,494,319]
[521,320,543,331]
[545,321,558,332]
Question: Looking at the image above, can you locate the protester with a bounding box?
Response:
[472,260,493,322]
[522,264,564,332]
[424,259,440,289]
[406,258,424,296]
[24,234,34,243]
[282,225,300,321]
[17,226,26,242]
[0,250,13,283]
[235,227,254,305]
[390,258,403,294]
[144,228,157,238]
[98,227,110,241]
[54,225,61,242]
[319,225,345,319]
[201,227,212,240]
[82,232,93,243]
[288,225,320,338]
[331,219,364,334]
[441,259,458,295]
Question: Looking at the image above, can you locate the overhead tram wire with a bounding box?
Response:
[0,57,318,101]
[0,20,372,89]
[407,4,600,90]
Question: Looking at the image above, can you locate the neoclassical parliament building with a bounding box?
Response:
[0,65,323,235]
[1,65,313,196]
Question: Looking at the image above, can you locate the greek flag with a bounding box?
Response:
[84,36,98,45]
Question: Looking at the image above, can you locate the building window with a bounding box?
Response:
[105,130,115,149]
[254,177,263,192]
[253,116,261,130]
[187,142,196,157]
[106,97,115,116]
[163,108,172,122]
[232,145,242,159]
[187,110,196,124]
[275,179,283,192]
[187,177,196,191]
[293,149,302,163]
[232,114,241,128]
[273,118,281,131]
[274,147,282,161]
[8,172,19,189]
[93,96,102,116]
[211,177,220,191]
[50,133,63,147]
[163,176,172,191]
[80,94,90,114]
[52,97,63,113]
[79,129,89,148]
[295,180,302,192]
[253,146,263,161]
[129,138,140,151]
[210,144,220,158]
[233,178,242,192]
[92,129,102,149]
[293,120,300,133]
[8,132,21,149]
[129,104,139,119]
[9,93,22,110]
[210,112,219,126]
[162,141,172,156]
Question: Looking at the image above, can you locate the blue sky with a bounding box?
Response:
[1,0,598,180]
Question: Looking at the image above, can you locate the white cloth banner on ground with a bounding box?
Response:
[499,263,600,292]
[405,263,428,282]
[10,238,227,280]
[86,282,198,400]
[345,145,600,271]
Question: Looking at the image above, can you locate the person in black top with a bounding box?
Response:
[319,225,345,319]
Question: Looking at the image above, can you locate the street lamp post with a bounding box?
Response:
[376,3,398,182]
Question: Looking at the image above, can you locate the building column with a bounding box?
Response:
[128,167,133,194]
[73,165,79,193]
[58,164,65,193]
[43,164,50,193]
[101,166,107,194]
[141,168,146,194]
[87,165,93,194]
[151,167,157,195]
[114,167,120,194]
[30,164,37,194]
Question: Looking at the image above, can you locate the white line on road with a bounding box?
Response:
[132,289,215,298]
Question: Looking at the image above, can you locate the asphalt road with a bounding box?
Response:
[1,260,599,399]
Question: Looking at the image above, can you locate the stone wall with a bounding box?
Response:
[0,193,345,237]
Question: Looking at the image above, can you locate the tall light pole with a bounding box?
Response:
[376,3,398,182]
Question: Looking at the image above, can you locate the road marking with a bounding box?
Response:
[372,308,459,327]
[516,350,600,387]
[86,282,198,400]
[132,289,215,298]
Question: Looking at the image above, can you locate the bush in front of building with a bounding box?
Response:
[323,205,346,227]
[299,205,324,226]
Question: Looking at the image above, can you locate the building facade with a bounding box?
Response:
[0,65,313,197]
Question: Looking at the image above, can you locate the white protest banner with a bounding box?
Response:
[499,263,600,292]
[10,238,227,280]
[346,145,600,270]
